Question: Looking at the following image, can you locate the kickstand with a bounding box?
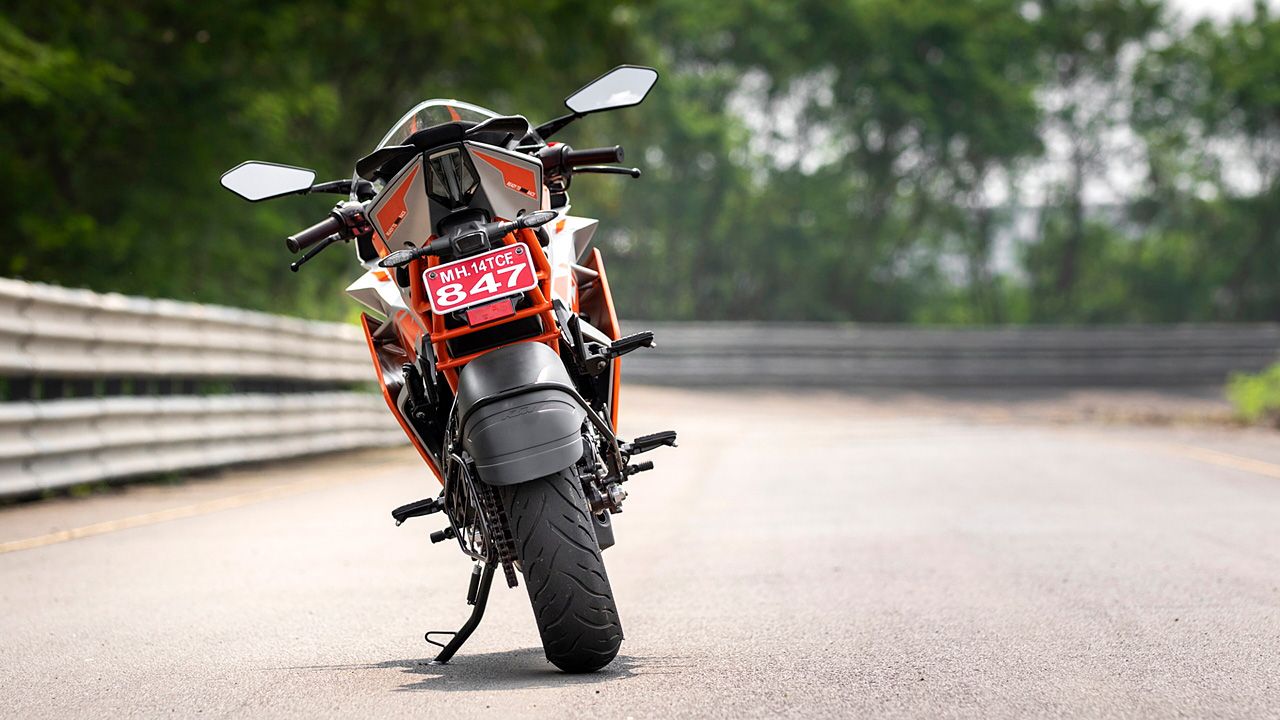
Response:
[425,562,497,664]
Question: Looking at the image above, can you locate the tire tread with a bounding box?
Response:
[500,470,622,673]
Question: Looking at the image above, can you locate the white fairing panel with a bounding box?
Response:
[346,269,429,356]
[368,156,430,253]
[562,214,600,261]
[542,211,600,306]
[346,268,410,319]
[464,142,543,220]
[367,143,544,256]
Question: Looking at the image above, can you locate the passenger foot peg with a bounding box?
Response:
[391,496,443,526]
[584,331,656,375]
[621,430,675,481]
[605,331,655,359]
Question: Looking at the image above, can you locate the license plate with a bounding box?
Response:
[423,245,537,315]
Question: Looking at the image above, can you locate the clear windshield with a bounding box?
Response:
[354,99,544,205]
[373,99,500,149]
[352,100,501,204]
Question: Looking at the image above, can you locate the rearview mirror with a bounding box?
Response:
[564,65,659,116]
[220,161,316,202]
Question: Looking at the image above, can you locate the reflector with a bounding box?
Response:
[466,298,517,326]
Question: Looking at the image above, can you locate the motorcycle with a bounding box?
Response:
[220,66,676,673]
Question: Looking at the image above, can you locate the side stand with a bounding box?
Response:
[425,562,497,664]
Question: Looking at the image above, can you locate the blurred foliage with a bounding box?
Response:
[0,0,1277,323]
[1227,363,1280,423]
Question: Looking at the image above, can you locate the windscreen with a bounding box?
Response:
[354,100,503,203]
[374,100,499,149]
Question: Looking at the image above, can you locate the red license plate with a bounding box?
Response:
[423,245,537,315]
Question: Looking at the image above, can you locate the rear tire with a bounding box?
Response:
[500,469,623,673]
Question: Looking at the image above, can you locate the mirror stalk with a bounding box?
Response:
[533,112,582,142]
[308,178,376,199]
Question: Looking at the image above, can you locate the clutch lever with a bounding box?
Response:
[290,233,343,272]
[574,165,642,179]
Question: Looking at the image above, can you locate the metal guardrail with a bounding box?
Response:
[0,278,401,499]
[0,393,401,498]
[620,322,1280,387]
[0,278,368,381]
[8,275,1280,497]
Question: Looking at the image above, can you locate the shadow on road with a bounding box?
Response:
[289,648,692,692]
[376,647,638,691]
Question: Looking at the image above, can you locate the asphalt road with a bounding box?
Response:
[2,386,1279,718]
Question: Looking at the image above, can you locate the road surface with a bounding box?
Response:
[2,386,1278,718]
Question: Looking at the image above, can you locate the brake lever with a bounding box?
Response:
[574,165,642,179]
[290,233,343,272]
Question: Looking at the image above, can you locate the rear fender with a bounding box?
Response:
[456,342,585,486]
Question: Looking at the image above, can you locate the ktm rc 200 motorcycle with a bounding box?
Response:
[220,66,675,673]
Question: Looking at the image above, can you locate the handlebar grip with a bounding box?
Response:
[563,145,624,168]
[287,215,342,253]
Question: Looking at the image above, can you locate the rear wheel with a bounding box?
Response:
[500,469,622,672]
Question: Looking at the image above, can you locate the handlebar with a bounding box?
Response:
[563,145,624,167]
[287,215,342,253]
[537,144,626,180]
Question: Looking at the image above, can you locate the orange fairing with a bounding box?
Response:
[409,227,560,391]
[580,249,622,428]
[375,165,421,248]
[360,313,443,483]
[393,311,423,363]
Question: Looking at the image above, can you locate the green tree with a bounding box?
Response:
[597,0,1047,321]
[0,0,639,318]
[1021,0,1162,322]
[1129,0,1280,320]
[2,0,1278,327]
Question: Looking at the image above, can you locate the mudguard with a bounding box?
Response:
[456,342,585,486]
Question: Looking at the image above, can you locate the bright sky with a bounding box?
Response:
[1171,0,1277,20]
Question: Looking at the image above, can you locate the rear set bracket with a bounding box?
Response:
[554,301,656,377]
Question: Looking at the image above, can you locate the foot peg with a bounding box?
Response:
[605,331,655,359]
[626,460,655,477]
[391,496,443,526]
[584,331,656,375]
[622,430,678,457]
[620,430,675,481]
